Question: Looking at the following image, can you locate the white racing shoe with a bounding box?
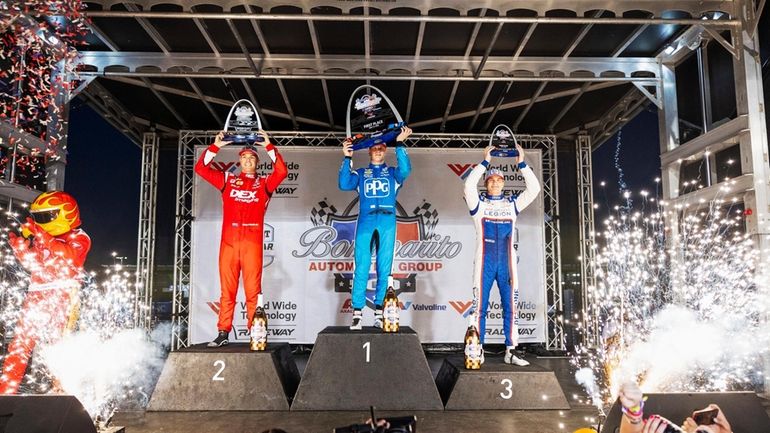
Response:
[350,310,363,330]
[504,348,530,366]
[373,307,384,329]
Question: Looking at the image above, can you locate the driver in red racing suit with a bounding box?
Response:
[195,130,288,347]
[0,191,91,394]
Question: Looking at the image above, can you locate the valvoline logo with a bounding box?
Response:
[449,300,474,318]
[447,163,477,180]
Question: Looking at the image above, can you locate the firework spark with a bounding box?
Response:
[0,214,167,425]
[573,186,770,413]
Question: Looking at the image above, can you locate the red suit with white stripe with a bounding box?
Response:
[195,142,288,332]
[0,191,90,394]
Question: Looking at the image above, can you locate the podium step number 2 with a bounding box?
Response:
[149,343,300,411]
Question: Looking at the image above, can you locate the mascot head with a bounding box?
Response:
[22,191,81,237]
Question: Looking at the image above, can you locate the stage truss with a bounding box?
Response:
[169,131,563,351]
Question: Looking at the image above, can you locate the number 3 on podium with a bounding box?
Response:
[500,379,513,399]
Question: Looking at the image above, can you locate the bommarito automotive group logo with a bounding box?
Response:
[292,198,463,308]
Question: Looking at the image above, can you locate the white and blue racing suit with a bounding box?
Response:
[339,143,412,309]
[463,159,540,346]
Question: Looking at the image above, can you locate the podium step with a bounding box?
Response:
[149,343,300,411]
[291,326,443,411]
[435,355,570,410]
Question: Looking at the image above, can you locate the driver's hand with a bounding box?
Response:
[214,131,232,148]
[342,139,354,157]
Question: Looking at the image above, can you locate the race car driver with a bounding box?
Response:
[463,144,540,366]
[1,191,91,394]
[339,126,412,330]
[195,130,288,347]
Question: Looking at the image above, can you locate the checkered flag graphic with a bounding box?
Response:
[412,201,439,238]
[310,200,338,226]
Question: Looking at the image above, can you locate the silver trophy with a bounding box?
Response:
[345,85,405,151]
[489,124,519,158]
[224,99,263,144]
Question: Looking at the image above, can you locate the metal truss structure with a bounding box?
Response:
[171,131,197,350]
[171,131,563,350]
[135,132,159,330]
[576,134,598,347]
[75,0,748,150]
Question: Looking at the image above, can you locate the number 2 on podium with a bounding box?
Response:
[363,341,371,363]
[212,360,226,381]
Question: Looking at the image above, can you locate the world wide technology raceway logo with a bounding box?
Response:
[292,198,463,309]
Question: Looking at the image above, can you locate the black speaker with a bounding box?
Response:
[0,395,96,433]
[601,392,770,433]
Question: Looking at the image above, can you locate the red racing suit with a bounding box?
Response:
[195,143,288,332]
[0,226,91,394]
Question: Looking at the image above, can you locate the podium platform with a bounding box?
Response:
[149,343,300,411]
[435,355,570,410]
[291,326,443,411]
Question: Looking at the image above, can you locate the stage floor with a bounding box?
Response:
[111,354,767,433]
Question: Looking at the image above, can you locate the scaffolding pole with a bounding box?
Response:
[135,132,159,330]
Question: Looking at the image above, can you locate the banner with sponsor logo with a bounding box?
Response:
[190,146,546,344]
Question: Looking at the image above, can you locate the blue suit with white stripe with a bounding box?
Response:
[463,159,540,347]
[339,144,412,309]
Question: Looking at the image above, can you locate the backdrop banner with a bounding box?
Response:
[189,146,546,345]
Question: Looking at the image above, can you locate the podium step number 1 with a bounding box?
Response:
[292,326,443,411]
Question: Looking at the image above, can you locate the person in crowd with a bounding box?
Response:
[619,382,733,433]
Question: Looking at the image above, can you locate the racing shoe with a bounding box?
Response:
[373,306,384,329]
[504,348,530,366]
[207,330,229,348]
[350,309,363,330]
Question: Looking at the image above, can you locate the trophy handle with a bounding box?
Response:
[224,99,263,131]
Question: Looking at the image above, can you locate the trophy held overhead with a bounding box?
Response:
[346,85,406,151]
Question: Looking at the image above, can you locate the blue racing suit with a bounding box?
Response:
[463,159,540,347]
[339,143,411,309]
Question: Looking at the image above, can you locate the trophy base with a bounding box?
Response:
[223,133,264,144]
[291,326,442,411]
[148,343,299,411]
[435,355,570,410]
[351,123,404,151]
[490,148,520,158]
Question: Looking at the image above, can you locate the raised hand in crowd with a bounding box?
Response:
[682,404,732,433]
[618,381,645,433]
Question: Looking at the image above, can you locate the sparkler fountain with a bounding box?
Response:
[573,137,770,420]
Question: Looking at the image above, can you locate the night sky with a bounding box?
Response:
[65,101,141,267]
[63,99,663,269]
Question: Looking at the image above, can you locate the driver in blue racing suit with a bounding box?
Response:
[339,126,413,330]
[463,144,540,365]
